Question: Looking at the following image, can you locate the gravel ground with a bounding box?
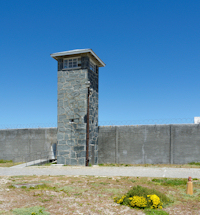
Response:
[0,166,200,178]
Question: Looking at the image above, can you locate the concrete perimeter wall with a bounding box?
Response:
[0,128,57,162]
[1,124,200,164]
[98,124,200,164]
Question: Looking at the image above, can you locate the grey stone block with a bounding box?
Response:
[67,77,76,81]
[57,71,63,77]
[95,157,98,164]
[71,159,78,165]
[58,128,65,132]
[58,140,66,145]
[58,83,63,91]
[76,129,86,134]
[78,100,87,108]
[63,102,69,108]
[78,73,86,79]
[58,115,66,122]
[78,157,85,165]
[78,140,86,145]
[59,78,65,83]
[77,124,86,129]
[78,94,86,100]
[79,108,86,112]
[58,99,64,107]
[63,85,72,90]
[70,151,76,159]
[58,107,65,115]
[57,145,70,151]
[66,114,75,119]
[74,119,79,123]
[78,134,86,139]
[59,151,70,156]
[57,156,65,164]
[74,84,82,90]
[65,158,71,165]
[64,135,70,140]
[57,133,64,140]
[66,140,75,146]
[79,89,87,95]
[74,108,79,113]
[58,122,64,127]
[77,150,86,158]
[74,146,84,151]
[71,92,80,97]
[71,80,81,85]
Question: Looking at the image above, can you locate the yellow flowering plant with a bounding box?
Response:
[113,185,170,210]
[147,194,163,209]
[129,196,147,208]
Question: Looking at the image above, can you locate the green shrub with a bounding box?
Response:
[114,185,172,210]
[12,206,49,215]
[152,178,187,186]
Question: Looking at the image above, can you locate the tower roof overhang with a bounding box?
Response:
[50,49,105,67]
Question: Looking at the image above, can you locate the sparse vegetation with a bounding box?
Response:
[145,209,169,215]
[0,175,200,214]
[0,159,13,163]
[0,159,22,167]
[12,206,49,215]
[188,162,200,166]
[152,178,187,186]
[98,163,200,168]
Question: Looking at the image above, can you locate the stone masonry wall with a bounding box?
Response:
[88,67,99,164]
[57,68,88,165]
[57,55,100,165]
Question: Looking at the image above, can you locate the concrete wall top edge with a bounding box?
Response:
[0,127,57,131]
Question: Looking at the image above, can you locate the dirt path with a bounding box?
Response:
[0,166,200,178]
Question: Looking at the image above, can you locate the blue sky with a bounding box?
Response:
[0,0,200,127]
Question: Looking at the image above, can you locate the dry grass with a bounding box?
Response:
[2,160,200,168]
[98,163,200,168]
[0,175,200,214]
[0,162,22,167]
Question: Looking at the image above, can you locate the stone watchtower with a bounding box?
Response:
[51,49,105,165]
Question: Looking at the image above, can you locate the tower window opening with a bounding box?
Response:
[89,60,96,73]
[63,57,81,69]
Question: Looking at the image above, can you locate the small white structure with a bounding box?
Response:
[194,117,200,124]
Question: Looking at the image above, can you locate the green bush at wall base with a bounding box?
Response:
[0,159,12,163]
[188,162,200,166]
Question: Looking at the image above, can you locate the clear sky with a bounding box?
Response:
[0,0,200,127]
